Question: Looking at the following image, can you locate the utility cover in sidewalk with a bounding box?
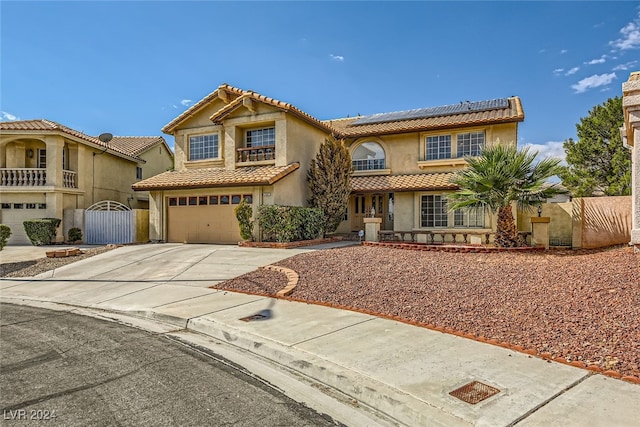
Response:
[239,313,269,322]
[449,381,500,404]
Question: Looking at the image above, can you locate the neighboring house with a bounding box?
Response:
[0,120,173,244]
[622,71,640,252]
[134,83,524,244]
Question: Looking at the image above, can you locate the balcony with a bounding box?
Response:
[0,168,77,188]
[236,146,275,166]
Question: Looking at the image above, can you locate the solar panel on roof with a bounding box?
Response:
[350,98,510,126]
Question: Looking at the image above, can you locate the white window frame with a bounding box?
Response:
[38,148,46,168]
[351,141,386,171]
[456,131,485,158]
[420,194,448,228]
[425,135,452,160]
[453,207,485,228]
[246,127,275,148]
[188,133,219,161]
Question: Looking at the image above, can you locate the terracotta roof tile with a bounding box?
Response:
[209,92,335,134]
[325,97,524,137]
[161,83,245,134]
[132,163,300,191]
[0,119,147,161]
[351,173,457,192]
[109,136,170,157]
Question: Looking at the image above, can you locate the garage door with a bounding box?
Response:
[167,194,246,244]
[1,205,48,245]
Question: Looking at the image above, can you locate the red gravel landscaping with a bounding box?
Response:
[215,245,640,378]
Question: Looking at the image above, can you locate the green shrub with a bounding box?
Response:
[0,224,11,251]
[68,227,83,243]
[234,199,254,241]
[258,205,324,243]
[23,218,61,246]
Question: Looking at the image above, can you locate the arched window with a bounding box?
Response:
[352,142,386,171]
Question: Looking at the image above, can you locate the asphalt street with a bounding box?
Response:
[0,303,341,426]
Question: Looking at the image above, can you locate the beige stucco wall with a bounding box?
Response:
[575,196,632,249]
[344,122,518,175]
[518,202,573,246]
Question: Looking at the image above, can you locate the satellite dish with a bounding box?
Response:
[98,133,113,144]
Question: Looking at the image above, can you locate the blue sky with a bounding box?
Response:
[2,1,639,162]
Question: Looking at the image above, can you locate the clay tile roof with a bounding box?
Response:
[351,173,458,193]
[161,83,246,134]
[0,119,145,161]
[132,162,300,191]
[209,91,335,134]
[325,97,524,138]
[109,136,170,157]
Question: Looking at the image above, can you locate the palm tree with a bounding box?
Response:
[449,145,565,247]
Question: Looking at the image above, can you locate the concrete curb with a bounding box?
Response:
[0,296,468,426]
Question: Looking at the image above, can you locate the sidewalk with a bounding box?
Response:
[1,244,638,426]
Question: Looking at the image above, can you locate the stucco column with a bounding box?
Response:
[622,72,640,252]
[364,217,382,242]
[531,217,550,249]
[46,192,64,243]
[45,135,64,187]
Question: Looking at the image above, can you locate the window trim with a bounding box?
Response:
[351,141,387,171]
[420,194,449,228]
[245,126,275,148]
[188,133,220,161]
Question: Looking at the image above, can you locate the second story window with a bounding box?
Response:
[352,142,386,171]
[136,167,143,180]
[189,134,218,161]
[426,135,451,160]
[38,149,46,168]
[457,131,485,157]
[246,127,275,147]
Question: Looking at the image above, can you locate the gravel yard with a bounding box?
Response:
[218,245,640,378]
[0,246,115,278]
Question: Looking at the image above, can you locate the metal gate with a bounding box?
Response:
[85,201,134,244]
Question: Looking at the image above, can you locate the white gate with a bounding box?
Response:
[85,201,134,244]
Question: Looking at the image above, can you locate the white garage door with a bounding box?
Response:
[1,206,47,245]
[167,194,247,244]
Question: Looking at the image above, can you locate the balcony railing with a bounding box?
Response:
[236,145,275,163]
[0,168,77,188]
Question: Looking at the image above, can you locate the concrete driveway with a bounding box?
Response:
[0,243,319,312]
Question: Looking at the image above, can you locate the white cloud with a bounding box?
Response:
[571,72,617,93]
[329,54,344,62]
[553,68,564,75]
[610,14,640,50]
[565,67,580,76]
[524,141,567,164]
[180,99,193,107]
[172,104,177,109]
[560,49,568,54]
[585,55,607,65]
[538,48,546,54]
[1,111,19,121]
[612,60,638,71]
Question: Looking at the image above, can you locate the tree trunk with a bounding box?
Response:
[494,205,521,247]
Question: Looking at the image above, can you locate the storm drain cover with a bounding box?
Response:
[239,313,269,322]
[449,381,500,404]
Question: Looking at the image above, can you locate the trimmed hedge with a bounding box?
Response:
[0,224,11,250]
[23,218,61,246]
[68,227,83,243]
[258,205,324,243]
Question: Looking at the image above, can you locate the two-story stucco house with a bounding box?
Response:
[0,120,174,244]
[133,83,524,244]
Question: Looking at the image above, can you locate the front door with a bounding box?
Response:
[351,193,386,232]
